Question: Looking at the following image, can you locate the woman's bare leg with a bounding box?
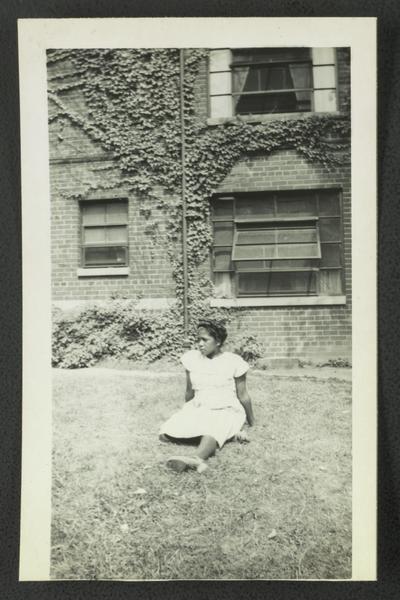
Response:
[196,435,218,461]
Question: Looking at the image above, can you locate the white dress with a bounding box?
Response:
[159,349,249,448]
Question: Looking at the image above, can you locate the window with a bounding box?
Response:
[211,191,343,298]
[232,48,313,115]
[80,200,128,268]
[208,48,338,119]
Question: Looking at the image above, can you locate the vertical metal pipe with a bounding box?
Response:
[180,49,189,334]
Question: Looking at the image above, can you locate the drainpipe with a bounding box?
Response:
[179,49,189,335]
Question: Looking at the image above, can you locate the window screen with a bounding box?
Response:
[81,200,129,268]
[211,190,343,298]
[237,271,317,296]
[232,224,321,261]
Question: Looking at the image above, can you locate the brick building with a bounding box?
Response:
[48,47,351,362]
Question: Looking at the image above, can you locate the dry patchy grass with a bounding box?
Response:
[51,368,351,580]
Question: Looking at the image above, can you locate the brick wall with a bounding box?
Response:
[50,154,177,302]
[229,306,350,361]
[49,49,351,361]
[336,47,351,112]
[192,53,208,121]
[215,149,352,301]
[206,149,352,361]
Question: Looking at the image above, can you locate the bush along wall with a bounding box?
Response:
[52,302,266,368]
[48,49,350,367]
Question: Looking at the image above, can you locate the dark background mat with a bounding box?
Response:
[0,1,397,598]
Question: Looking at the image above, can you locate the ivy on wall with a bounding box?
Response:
[48,48,351,332]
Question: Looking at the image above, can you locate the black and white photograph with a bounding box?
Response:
[18,17,377,582]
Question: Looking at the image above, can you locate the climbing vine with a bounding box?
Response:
[48,48,350,339]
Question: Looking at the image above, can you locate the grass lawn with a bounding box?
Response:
[51,366,352,580]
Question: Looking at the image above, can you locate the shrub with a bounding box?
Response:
[227,334,266,364]
[52,301,236,368]
[316,358,352,368]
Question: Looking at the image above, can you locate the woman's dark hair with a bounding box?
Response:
[197,319,228,345]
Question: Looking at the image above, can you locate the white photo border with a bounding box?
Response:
[18,16,377,581]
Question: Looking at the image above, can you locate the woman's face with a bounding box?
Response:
[197,327,220,357]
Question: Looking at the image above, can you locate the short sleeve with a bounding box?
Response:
[233,353,250,378]
[180,349,197,371]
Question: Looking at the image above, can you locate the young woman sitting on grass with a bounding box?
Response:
[159,319,255,473]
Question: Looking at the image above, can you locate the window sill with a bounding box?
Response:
[210,295,346,308]
[77,267,130,277]
[206,111,342,127]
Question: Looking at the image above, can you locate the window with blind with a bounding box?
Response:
[80,200,129,268]
[232,48,313,115]
[211,191,344,298]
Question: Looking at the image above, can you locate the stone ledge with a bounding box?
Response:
[77,267,130,277]
[210,296,347,308]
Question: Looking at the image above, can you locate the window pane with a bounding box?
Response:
[213,247,232,270]
[277,227,317,243]
[214,222,234,245]
[294,92,313,111]
[319,270,342,294]
[106,226,128,243]
[276,195,316,216]
[82,204,106,225]
[106,202,128,224]
[237,229,276,244]
[269,271,316,294]
[212,199,234,219]
[319,192,340,216]
[235,258,316,271]
[319,218,341,242]
[236,225,317,244]
[286,64,312,89]
[271,259,315,270]
[320,243,341,267]
[84,246,127,266]
[233,67,259,92]
[232,48,311,64]
[236,197,274,218]
[235,91,312,115]
[277,243,320,259]
[235,260,265,270]
[84,227,107,244]
[238,273,267,295]
[213,272,234,299]
[260,65,293,90]
[238,270,316,296]
[233,244,276,260]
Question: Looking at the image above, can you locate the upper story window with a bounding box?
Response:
[232,48,313,115]
[80,199,128,268]
[209,47,338,120]
[211,190,344,299]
